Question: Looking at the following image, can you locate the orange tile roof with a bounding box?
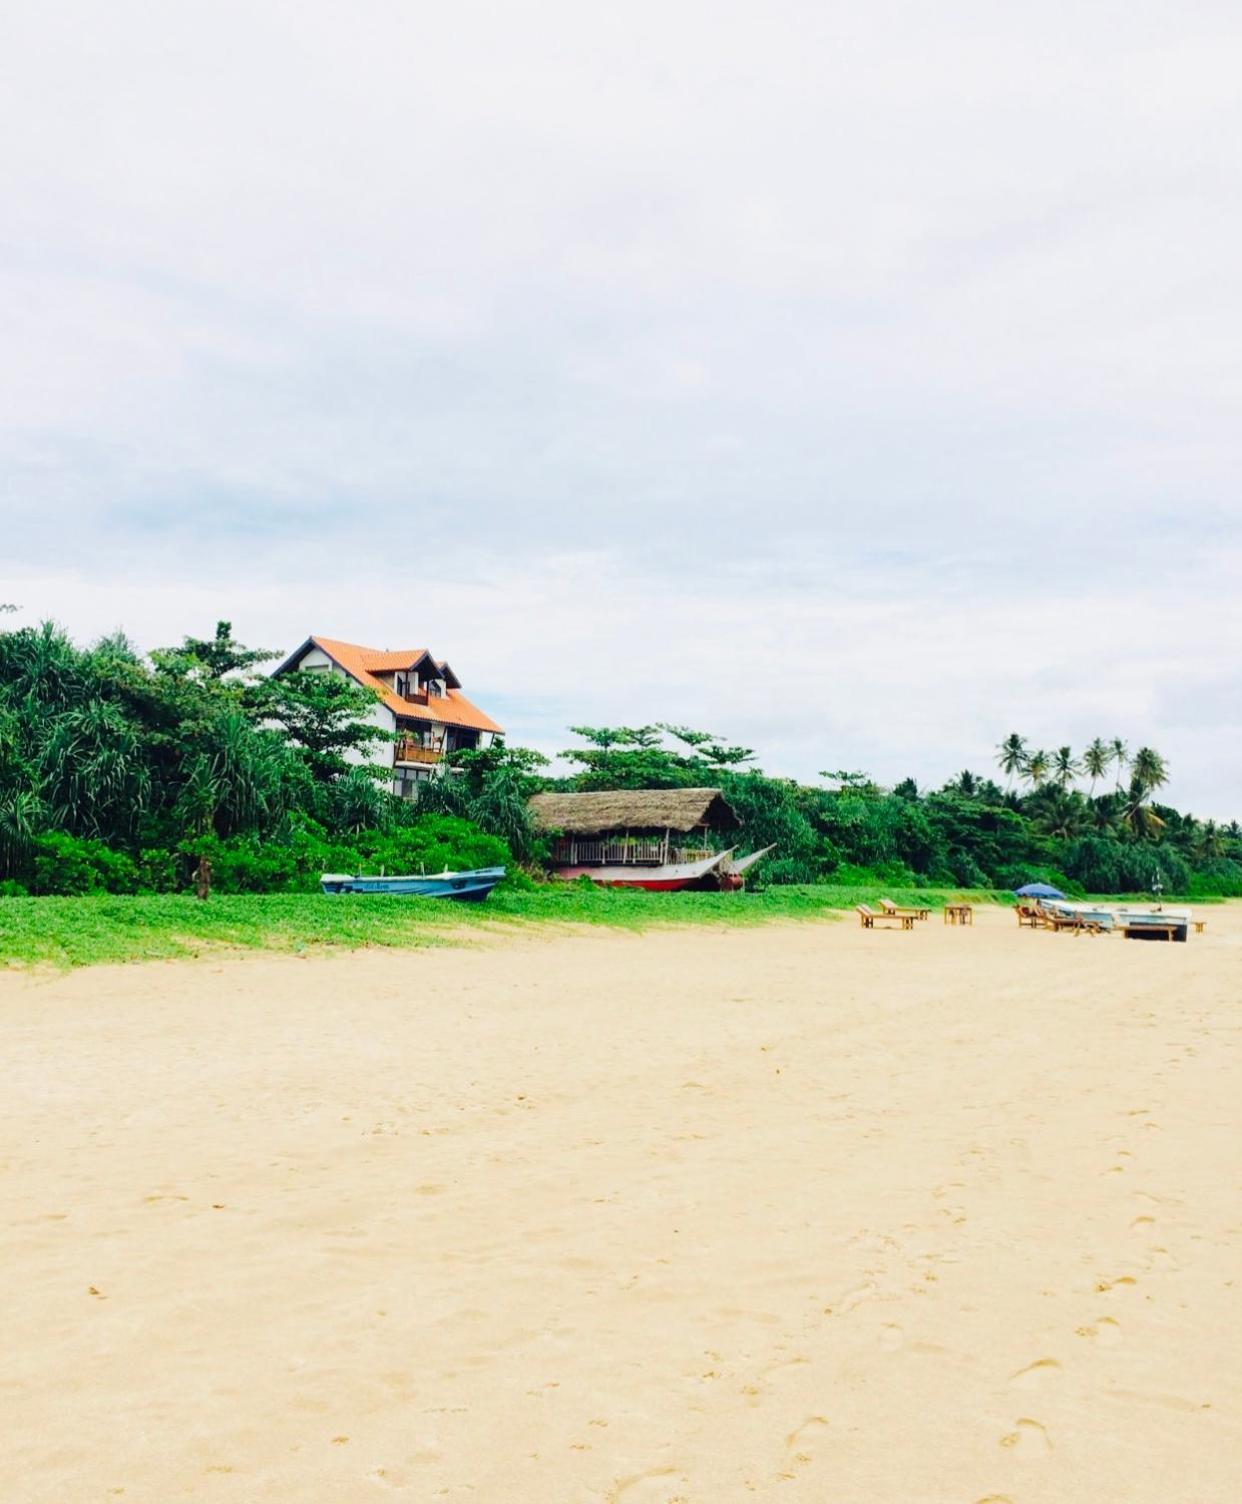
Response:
[361,649,430,672]
[307,636,504,734]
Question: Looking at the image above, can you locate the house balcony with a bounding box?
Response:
[395,740,443,765]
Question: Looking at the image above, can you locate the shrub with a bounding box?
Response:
[30,832,139,895]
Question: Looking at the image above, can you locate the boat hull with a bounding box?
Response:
[552,851,730,891]
[320,866,505,901]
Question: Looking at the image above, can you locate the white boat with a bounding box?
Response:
[552,849,732,891]
[1045,899,1190,941]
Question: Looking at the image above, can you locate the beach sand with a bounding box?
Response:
[4,905,1240,1502]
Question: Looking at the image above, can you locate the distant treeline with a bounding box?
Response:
[1,619,1239,897]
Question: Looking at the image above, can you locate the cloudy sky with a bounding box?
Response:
[2,1,1240,812]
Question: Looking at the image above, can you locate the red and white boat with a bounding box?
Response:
[554,849,733,891]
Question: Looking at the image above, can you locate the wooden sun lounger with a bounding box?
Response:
[858,904,914,930]
[1045,912,1106,935]
[880,898,930,921]
[1015,905,1043,927]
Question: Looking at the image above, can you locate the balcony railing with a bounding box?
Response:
[395,740,443,765]
[550,838,714,867]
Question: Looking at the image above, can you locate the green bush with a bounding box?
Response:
[0,878,29,897]
[30,832,139,895]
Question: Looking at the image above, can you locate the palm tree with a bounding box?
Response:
[1052,745,1081,789]
[1124,782,1166,839]
[1130,746,1169,798]
[1110,737,1129,792]
[1024,749,1050,789]
[996,733,1028,788]
[1083,737,1110,795]
[1193,820,1224,862]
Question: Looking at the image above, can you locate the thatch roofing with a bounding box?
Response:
[527,787,739,835]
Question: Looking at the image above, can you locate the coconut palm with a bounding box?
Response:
[996,733,1028,788]
[1130,746,1169,797]
[1110,737,1129,792]
[1083,737,1110,795]
[1191,819,1224,862]
[1038,788,1090,839]
[1124,783,1167,839]
[1052,745,1081,789]
[1024,749,1050,789]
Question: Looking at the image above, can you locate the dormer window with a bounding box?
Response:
[427,679,443,697]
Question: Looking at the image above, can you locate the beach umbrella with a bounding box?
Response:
[1014,882,1065,899]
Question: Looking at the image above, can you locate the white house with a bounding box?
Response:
[273,635,504,798]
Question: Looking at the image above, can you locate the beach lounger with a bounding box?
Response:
[857,904,914,930]
[1015,905,1042,927]
[880,898,930,921]
[1045,912,1106,936]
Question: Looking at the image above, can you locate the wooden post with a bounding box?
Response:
[195,855,212,901]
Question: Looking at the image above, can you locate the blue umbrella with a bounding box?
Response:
[1014,882,1065,899]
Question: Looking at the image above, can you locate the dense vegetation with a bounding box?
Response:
[541,725,1242,897]
[1,618,1238,900]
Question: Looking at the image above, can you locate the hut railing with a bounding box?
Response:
[551,838,667,866]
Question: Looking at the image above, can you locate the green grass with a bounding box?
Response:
[0,882,1008,969]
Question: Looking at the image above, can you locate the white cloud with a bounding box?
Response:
[2,1,1240,815]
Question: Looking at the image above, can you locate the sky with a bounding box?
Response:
[2,1,1240,813]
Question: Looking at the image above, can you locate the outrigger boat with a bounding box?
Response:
[554,849,734,892]
[553,845,776,892]
[716,845,776,892]
[320,866,505,901]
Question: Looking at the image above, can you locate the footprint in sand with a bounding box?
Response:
[1146,1246,1181,1271]
[780,1414,828,1474]
[1075,1316,1122,1346]
[367,1466,411,1489]
[824,1280,875,1316]
[605,1466,681,1501]
[1009,1358,1061,1389]
[878,1323,904,1352]
[999,1418,1052,1456]
[743,1356,810,1408]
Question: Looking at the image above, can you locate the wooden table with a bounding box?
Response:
[944,904,973,925]
[1193,920,1206,934]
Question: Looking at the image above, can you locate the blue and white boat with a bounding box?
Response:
[320,866,505,901]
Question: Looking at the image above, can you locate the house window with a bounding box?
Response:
[393,767,432,800]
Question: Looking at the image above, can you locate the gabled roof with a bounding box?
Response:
[528,788,739,835]
[275,635,502,734]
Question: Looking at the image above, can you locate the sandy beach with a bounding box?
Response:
[4,905,1240,1503]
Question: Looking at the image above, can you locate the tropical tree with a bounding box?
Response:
[1123,783,1166,839]
[1110,737,1129,791]
[154,620,280,682]
[1130,746,1169,798]
[1024,749,1050,789]
[996,732,1028,788]
[1052,745,1081,789]
[255,671,391,784]
[1083,737,1110,795]
[1193,820,1225,861]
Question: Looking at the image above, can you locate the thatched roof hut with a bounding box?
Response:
[527,787,739,835]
